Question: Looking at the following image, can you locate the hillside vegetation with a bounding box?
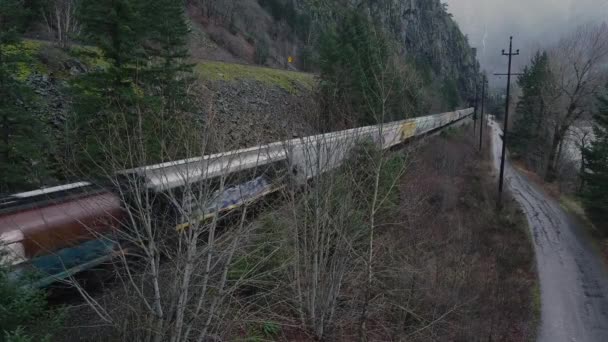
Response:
[1,0,480,194]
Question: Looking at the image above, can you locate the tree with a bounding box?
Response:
[317,10,425,128]
[510,51,553,171]
[544,23,608,181]
[140,0,193,114]
[582,83,608,232]
[41,0,80,49]
[318,11,390,127]
[70,0,194,173]
[0,0,48,193]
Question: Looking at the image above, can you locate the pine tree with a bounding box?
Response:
[70,0,149,172]
[71,0,194,172]
[510,51,552,171]
[78,0,144,78]
[0,0,48,193]
[318,11,392,126]
[582,83,608,233]
[141,0,192,112]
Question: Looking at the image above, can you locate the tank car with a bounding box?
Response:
[0,182,125,287]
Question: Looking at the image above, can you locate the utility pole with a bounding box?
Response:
[494,36,520,204]
[479,77,486,152]
[473,79,478,139]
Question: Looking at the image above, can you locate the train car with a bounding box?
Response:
[286,109,473,183]
[0,183,125,287]
[118,143,291,231]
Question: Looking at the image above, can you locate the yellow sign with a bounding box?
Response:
[400,121,417,140]
[288,56,294,63]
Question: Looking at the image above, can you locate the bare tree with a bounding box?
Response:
[42,0,80,49]
[544,23,608,181]
[60,91,283,341]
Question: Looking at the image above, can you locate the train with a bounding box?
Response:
[0,108,473,286]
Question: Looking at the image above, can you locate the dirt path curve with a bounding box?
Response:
[489,118,608,342]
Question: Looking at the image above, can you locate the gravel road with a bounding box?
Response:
[489,118,608,342]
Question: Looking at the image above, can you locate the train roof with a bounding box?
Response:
[118,143,289,192]
[0,182,100,215]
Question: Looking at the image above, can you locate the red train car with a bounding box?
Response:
[0,182,125,286]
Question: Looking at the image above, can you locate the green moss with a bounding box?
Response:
[17,39,110,79]
[1,40,47,80]
[195,61,316,93]
[69,45,110,70]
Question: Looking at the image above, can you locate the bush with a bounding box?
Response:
[0,267,63,341]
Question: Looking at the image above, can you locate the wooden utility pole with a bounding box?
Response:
[479,78,486,152]
[473,79,478,139]
[494,36,520,204]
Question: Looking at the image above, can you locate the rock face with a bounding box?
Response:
[187,0,479,102]
[198,79,318,151]
[188,0,479,107]
[394,0,479,96]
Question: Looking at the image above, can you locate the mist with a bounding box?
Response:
[444,0,608,87]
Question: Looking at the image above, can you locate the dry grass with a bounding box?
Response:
[363,124,539,341]
[224,123,539,341]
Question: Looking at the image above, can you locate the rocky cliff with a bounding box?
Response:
[187,0,480,103]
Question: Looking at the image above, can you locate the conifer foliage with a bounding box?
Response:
[318,12,390,126]
[510,51,553,171]
[582,83,608,232]
[317,10,426,128]
[0,0,48,193]
[70,0,193,172]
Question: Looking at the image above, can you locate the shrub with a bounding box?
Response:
[0,267,63,341]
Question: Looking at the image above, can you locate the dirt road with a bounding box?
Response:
[489,118,608,342]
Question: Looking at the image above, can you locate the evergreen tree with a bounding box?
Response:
[582,83,608,233]
[0,264,64,340]
[318,11,391,127]
[510,51,552,171]
[141,0,193,114]
[69,0,144,172]
[136,0,194,162]
[78,0,144,80]
[0,0,48,193]
[71,0,194,172]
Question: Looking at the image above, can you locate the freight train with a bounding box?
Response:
[0,108,473,286]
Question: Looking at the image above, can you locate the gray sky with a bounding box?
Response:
[444,0,608,86]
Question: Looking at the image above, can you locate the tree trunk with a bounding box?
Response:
[545,125,562,182]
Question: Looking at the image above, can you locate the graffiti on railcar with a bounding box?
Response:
[180,176,273,224]
[207,176,271,211]
[399,121,417,141]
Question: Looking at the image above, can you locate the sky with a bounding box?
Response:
[444,0,608,86]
